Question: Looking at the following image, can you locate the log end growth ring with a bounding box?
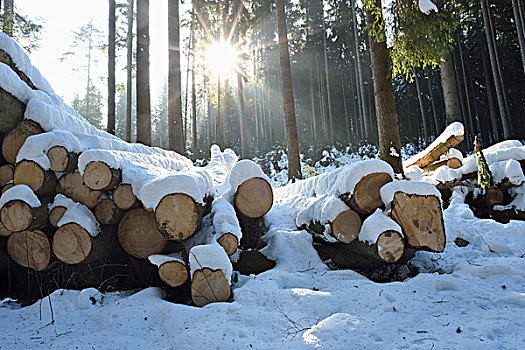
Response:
[234,177,273,218]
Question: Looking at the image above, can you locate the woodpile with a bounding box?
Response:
[276,159,445,273]
[0,36,278,307]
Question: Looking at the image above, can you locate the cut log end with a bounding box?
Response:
[446,157,462,169]
[47,146,78,173]
[113,184,138,210]
[1,200,33,232]
[217,233,239,255]
[1,183,14,195]
[391,192,445,253]
[488,188,504,206]
[52,223,92,265]
[376,230,405,263]
[191,268,231,307]
[158,261,188,288]
[7,230,50,271]
[94,198,122,225]
[118,208,168,259]
[234,177,273,218]
[0,164,13,186]
[83,161,121,191]
[330,209,361,243]
[1,120,44,165]
[49,206,67,228]
[349,172,392,214]
[155,193,201,240]
[58,172,102,209]
[14,160,57,196]
[0,221,13,237]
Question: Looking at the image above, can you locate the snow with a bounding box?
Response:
[139,167,213,209]
[0,63,38,103]
[418,0,438,15]
[404,122,464,167]
[211,198,242,242]
[188,242,233,282]
[275,159,394,201]
[380,180,442,206]
[206,145,239,197]
[494,186,525,212]
[148,253,185,268]
[48,194,78,211]
[359,209,403,244]
[56,201,100,237]
[389,147,399,158]
[489,160,525,186]
[444,148,463,162]
[0,184,41,208]
[461,144,525,175]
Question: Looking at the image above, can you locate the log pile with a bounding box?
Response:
[0,35,276,307]
[275,159,445,276]
[403,126,525,223]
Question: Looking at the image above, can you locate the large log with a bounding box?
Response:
[93,198,122,225]
[391,192,445,252]
[14,160,57,197]
[57,172,102,209]
[0,200,48,232]
[113,183,138,210]
[0,164,13,186]
[7,230,50,271]
[0,87,26,135]
[83,161,122,191]
[234,177,273,218]
[47,146,79,173]
[2,120,44,165]
[52,223,92,265]
[191,268,231,307]
[155,193,209,240]
[209,198,242,255]
[118,208,168,259]
[341,172,393,215]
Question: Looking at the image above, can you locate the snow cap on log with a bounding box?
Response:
[16,131,82,170]
[48,194,78,211]
[494,186,525,212]
[359,209,403,244]
[57,201,100,237]
[0,31,54,94]
[380,180,441,207]
[419,0,438,15]
[459,142,525,175]
[0,184,40,208]
[296,195,349,228]
[224,159,271,198]
[206,145,238,196]
[489,160,525,187]
[276,159,394,200]
[148,253,185,268]
[189,242,233,282]
[211,198,242,242]
[404,122,464,168]
[140,168,213,209]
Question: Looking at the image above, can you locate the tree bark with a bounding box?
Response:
[365,0,403,174]
[126,0,134,142]
[107,0,116,135]
[481,0,510,138]
[512,0,525,75]
[136,0,152,145]
[168,0,184,152]
[441,51,462,125]
[275,0,302,181]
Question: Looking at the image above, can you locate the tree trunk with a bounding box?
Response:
[275,0,302,181]
[365,0,403,174]
[479,28,500,142]
[512,0,525,75]
[136,0,151,145]
[414,71,428,144]
[351,0,369,139]
[342,73,351,143]
[309,61,317,142]
[168,0,184,153]
[126,0,134,142]
[190,9,197,152]
[2,0,13,37]
[107,0,116,135]
[426,71,441,134]
[481,0,510,138]
[441,51,462,125]
[322,18,334,144]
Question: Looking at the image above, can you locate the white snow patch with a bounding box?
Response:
[148,253,185,268]
[57,202,100,237]
[211,198,242,242]
[0,184,41,208]
[489,160,525,186]
[189,242,232,282]
[359,209,402,244]
[419,0,438,15]
[48,194,78,211]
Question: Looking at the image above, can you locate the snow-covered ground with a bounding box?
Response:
[2,153,525,349]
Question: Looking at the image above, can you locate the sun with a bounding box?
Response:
[204,39,241,80]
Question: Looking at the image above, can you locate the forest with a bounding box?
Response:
[1,0,525,349]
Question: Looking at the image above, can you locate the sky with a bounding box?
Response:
[17,0,191,121]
